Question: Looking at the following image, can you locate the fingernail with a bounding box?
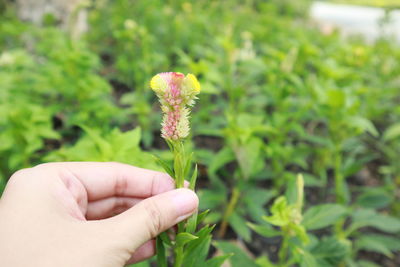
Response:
[172,188,198,221]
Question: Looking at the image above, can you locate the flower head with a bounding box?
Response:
[150,72,200,140]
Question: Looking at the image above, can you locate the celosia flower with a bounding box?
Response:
[150,72,200,140]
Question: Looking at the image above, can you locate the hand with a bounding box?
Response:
[0,162,198,267]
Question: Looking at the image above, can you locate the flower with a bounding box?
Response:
[150,72,200,140]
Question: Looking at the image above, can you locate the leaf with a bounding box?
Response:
[183,152,193,179]
[347,116,379,137]
[176,232,198,247]
[311,237,350,266]
[302,204,348,230]
[208,146,235,177]
[243,187,275,223]
[214,241,259,267]
[356,188,392,209]
[189,164,198,190]
[228,211,252,242]
[204,253,233,267]
[360,234,400,251]
[159,231,172,246]
[300,251,318,267]
[263,196,290,226]
[357,260,382,267]
[154,156,174,178]
[197,209,210,225]
[383,123,400,141]
[255,255,277,267]
[156,236,167,267]
[247,222,281,238]
[182,225,214,266]
[350,209,400,233]
[198,189,226,210]
[355,235,393,258]
[186,211,198,234]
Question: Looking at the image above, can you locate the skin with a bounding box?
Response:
[0,162,199,267]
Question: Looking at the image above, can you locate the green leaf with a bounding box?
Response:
[300,251,318,267]
[255,255,277,267]
[350,209,400,233]
[204,253,233,267]
[214,241,259,267]
[156,236,167,267]
[302,204,347,230]
[197,209,210,225]
[383,123,400,141]
[244,187,276,223]
[198,189,226,210]
[263,196,290,226]
[229,211,252,242]
[355,235,393,257]
[176,232,198,247]
[357,260,382,267]
[208,147,235,176]
[360,234,400,251]
[186,211,198,234]
[247,222,281,238]
[182,225,214,266]
[189,164,198,190]
[347,116,379,137]
[159,231,172,246]
[311,237,350,266]
[154,156,174,178]
[356,188,392,209]
[183,152,193,179]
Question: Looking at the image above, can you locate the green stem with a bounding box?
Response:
[334,152,345,204]
[218,186,240,238]
[278,227,290,266]
[334,150,346,238]
[173,246,184,267]
[171,140,189,266]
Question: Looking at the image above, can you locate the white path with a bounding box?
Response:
[310,1,400,43]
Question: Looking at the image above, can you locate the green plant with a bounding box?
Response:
[150,72,228,266]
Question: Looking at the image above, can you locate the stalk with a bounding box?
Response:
[333,150,346,238]
[334,152,345,204]
[173,246,184,267]
[278,227,290,266]
[218,186,240,238]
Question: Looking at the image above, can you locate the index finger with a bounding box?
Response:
[38,162,175,201]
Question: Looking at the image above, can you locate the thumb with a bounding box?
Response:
[106,188,198,249]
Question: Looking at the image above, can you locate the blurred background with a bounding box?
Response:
[1,0,400,266]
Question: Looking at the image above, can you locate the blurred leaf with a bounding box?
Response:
[228,211,252,242]
[310,237,350,266]
[302,204,347,230]
[355,235,393,258]
[350,209,400,233]
[247,222,281,237]
[176,232,198,247]
[347,116,378,137]
[214,241,258,267]
[383,123,400,141]
[356,188,392,209]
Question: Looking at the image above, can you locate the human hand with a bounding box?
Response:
[0,162,198,267]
